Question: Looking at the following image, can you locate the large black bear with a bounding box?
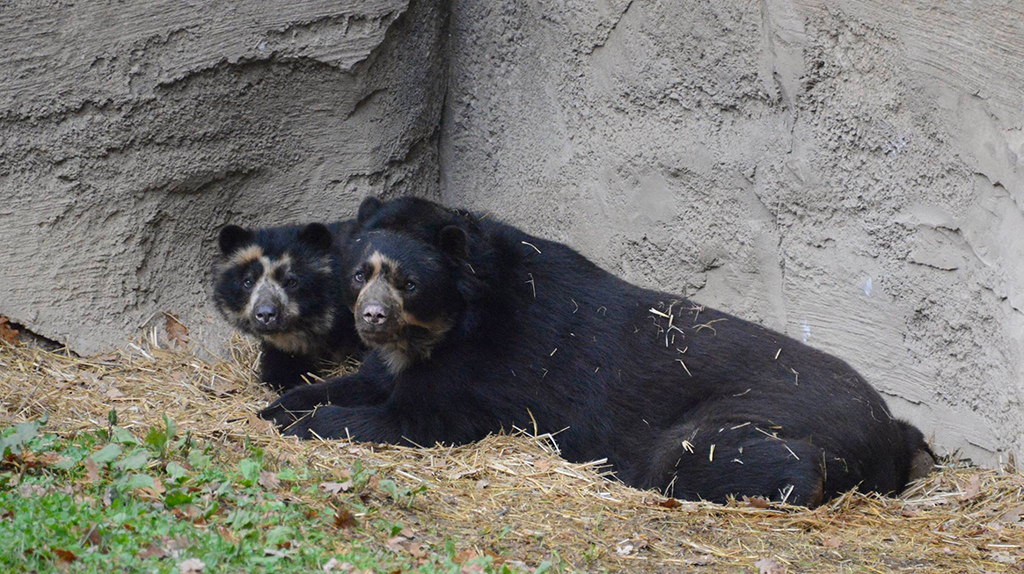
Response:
[261,197,934,506]
[213,221,363,392]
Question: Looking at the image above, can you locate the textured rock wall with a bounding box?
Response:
[441,0,1024,464]
[0,0,448,354]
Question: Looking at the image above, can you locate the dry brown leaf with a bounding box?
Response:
[963,473,982,500]
[52,547,77,563]
[20,450,64,469]
[322,558,356,572]
[320,481,353,495]
[754,557,786,574]
[333,508,358,530]
[216,525,238,545]
[264,548,292,558]
[821,535,841,549]
[245,413,274,434]
[207,378,241,397]
[685,554,714,566]
[0,317,19,344]
[139,476,166,499]
[658,497,682,509]
[998,505,1024,524]
[178,557,206,574]
[745,496,771,509]
[83,457,100,483]
[172,505,205,525]
[85,525,103,547]
[407,542,427,559]
[164,313,190,348]
[385,536,410,553]
[259,471,281,490]
[19,484,48,497]
[990,551,1016,565]
[139,542,167,559]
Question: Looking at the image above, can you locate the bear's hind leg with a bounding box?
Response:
[647,422,827,507]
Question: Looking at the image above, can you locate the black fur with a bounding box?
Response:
[262,197,932,506]
[212,221,363,392]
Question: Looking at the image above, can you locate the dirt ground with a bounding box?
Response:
[1,335,1021,573]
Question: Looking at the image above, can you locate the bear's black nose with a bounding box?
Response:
[254,305,278,325]
[362,304,388,325]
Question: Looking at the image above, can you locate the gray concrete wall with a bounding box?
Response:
[441,0,1024,464]
[0,0,448,354]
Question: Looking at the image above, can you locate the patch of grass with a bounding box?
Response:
[0,416,528,574]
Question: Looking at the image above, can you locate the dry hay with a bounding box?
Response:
[1,335,1022,574]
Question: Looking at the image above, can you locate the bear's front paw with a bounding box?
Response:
[259,384,329,429]
[259,401,301,429]
[277,405,353,440]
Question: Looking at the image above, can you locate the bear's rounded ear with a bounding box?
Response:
[438,225,469,260]
[357,196,383,225]
[218,225,254,255]
[298,223,333,253]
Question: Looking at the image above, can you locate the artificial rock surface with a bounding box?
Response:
[0,0,448,354]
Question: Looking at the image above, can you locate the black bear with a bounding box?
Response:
[261,197,934,506]
[213,221,363,392]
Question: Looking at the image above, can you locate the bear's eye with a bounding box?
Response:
[285,277,299,288]
[403,280,416,292]
[353,271,365,283]
[243,278,254,289]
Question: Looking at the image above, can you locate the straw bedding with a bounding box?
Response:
[1,332,1021,573]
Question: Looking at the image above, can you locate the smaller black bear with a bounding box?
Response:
[212,221,363,392]
[261,197,934,506]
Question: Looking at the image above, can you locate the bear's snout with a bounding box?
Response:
[356,299,401,347]
[254,305,279,326]
[362,303,389,325]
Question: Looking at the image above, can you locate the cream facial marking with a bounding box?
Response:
[399,311,448,333]
[377,318,451,376]
[264,331,315,355]
[380,342,413,374]
[355,251,402,311]
[229,244,264,268]
[244,254,293,317]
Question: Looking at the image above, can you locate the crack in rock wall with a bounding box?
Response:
[0,0,448,354]
[441,0,1024,464]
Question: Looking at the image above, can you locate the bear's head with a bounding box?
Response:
[343,218,472,374]
[354,195,478,242]
[212,223,338,355]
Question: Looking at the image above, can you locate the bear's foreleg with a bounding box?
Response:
[274,404,406,443]
[259,344,319,393]
[259,372,392,426]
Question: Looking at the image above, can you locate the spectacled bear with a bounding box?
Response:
[260,197,934,506]
[213,221,363,392]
